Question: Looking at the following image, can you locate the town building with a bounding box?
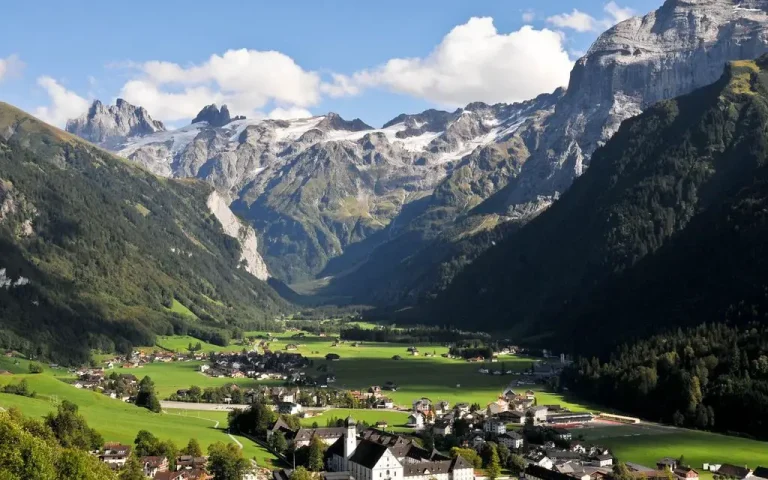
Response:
[325,418,474,480]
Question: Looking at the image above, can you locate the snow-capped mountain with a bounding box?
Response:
[66,99,166,149]
[68,96,552,282]
[483,0,768,218]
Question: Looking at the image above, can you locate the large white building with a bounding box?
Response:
[326,418,474,480]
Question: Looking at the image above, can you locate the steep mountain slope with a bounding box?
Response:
[69,98,551,282]
[431,58,768,348]
[480,0,768,218]
[325,0,768,307]
[0,102,288,364]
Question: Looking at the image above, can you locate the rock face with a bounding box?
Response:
[70,96,553,282]
[65,99,165,148]
[192,104,233,127]
[484,0,768,217]
[206,191,270,281]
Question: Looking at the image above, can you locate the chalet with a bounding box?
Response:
[498,410,525,424]
[433,419,453,436]
[277,402,302,415]
[413,398,431,412]
[435,400,451,415]
[498,431,524,449]
[455,403,470,414]
[175,455,207,470]
[293,427,347,448]
[483,418,506,435]
[673,467,698,480]
[656,458,677,470]
[470,434,486,449]
[141,456,169,477]
[590,454,614,467]
[407,412,425,428]
[487,399,509,415]
[373,398,394,409]
[527,406,549,423]
[99,443,131,467]
[715,465,752,479]
[368,386,382,397]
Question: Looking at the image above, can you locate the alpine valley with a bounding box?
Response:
[65,0,768,310]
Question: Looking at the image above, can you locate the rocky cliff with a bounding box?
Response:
[66,99,166,149]
[482,0,768,217]
[206,191,270,281]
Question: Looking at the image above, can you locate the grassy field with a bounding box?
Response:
[117,360,278,398]
[164,299,198,319]
[0,373,282,468]
[579,423,768,471]
[154,335,242,354]
[243,331,534,406]
[301,408,411,432]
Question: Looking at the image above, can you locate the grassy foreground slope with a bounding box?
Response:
[0,373,280,468]
[0,102,289,364]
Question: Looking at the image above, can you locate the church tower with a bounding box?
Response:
[344,416,357,468]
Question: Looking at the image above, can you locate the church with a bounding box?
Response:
[324,417,474,480]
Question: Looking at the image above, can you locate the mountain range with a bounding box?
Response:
[64,0,768,309]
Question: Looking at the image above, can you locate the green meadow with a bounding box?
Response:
[300,408,411,432]
[0,373,281,468]
[580,423,768,472]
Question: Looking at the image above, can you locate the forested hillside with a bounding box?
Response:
[561,324,768,439]
[429,58,768,351]
[0,103,289,364]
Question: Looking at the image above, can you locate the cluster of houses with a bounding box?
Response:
[95,442,245,480]
[72,368,139,402]
[272,417,475,480]
[201,349,310,381]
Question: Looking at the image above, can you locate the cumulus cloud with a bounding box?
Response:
[116,49,337,122]
[0,54,24,81]
[33,77,90,128]
[547,2,635,33]
[340,17,573,107]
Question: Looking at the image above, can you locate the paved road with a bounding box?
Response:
[161,400,250,411]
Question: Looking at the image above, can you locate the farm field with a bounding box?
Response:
[301,408,412,432]
[154,335,243,354]
[0,373,282,468]
[578,422,768,472]
[126,359,279,398]
[244,331,536,406]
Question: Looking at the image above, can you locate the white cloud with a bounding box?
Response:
[33,77,90,128]
[604,1,636,24]
[547,9,599,32]
[547,2,635,32]
[117,49,338,122]
[268,107,313,120]
[341,17,573,107]
[0,54,24,82]
[522,10,535,23]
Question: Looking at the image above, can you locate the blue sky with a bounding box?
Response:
[0,0,661,128]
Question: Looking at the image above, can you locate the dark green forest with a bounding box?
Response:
[0,103,289,364]
[561,323,768,439]
[426,57,768,353]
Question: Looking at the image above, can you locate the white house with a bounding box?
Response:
[483,418,506,435]
[407,413,425,428]
[487,399,509,415]
[498,432,524,450]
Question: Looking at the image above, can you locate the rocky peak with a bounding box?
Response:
[65,99,166,148]
[486,0,768,217]
[192,104,233,127]
[316,112,373,132]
